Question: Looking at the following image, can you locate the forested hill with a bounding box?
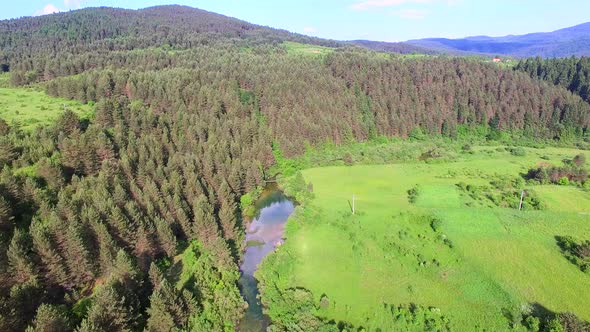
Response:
[0,5,340,68]
[0,6,589,332]
[349,39,442,55]
[515,56,590,103]
[405,22,590,58]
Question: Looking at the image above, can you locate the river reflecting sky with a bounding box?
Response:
[238,187,295,331]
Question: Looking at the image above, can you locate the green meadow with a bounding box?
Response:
[282,41,335,57]
[0,87,92,131]
[258,145,590,330]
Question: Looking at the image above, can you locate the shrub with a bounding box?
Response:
[343,152,354,166]
[420,148,446,160]
[573,154,586,167]
[524,315,540,332]
[524,155,589,185]
[284,172,315,203]
[510,147,526,156]
[555,236,590,272]
[456,177,544,210]
[407,184,422,204]
[319,294,330,309]
[430,218,442,232]
[558,177,569,186]
[409,127,426,141]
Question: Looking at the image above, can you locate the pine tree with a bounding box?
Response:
[145,288,177,332]
[154,217,177,257]
[80,285,132,332]
[26,304,72,332]
[30,221,69,288]
[54,110,81,137]
[62,223,94,285]
[191,195,220,245]
[7,229,37,284]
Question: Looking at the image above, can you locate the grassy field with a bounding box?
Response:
[258,146,590,330]
[282,41,335,57]
[0,87,92,131]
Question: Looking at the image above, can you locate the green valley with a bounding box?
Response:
[258,144,590,330]
[0,4,589,332]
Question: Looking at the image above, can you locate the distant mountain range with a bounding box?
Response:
[2,5,589,59]
[400,22,590,58]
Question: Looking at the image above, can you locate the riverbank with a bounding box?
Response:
[237,185,295,332]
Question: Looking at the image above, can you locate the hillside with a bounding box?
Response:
[0,5,588,332]
[515,56,590,103]
[0,5,341,71]
[405,22,590,58]
[349,39,442,55]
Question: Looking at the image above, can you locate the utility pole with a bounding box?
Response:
[518,190,525,211]
[352,194,355,215]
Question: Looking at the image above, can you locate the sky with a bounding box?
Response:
[2,0,590,42]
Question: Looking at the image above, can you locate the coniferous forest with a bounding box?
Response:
[515,56,590,104]
[0,5,589,332]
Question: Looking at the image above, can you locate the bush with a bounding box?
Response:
[524,315,540,331]
[524,154,589,185]
[573,154,586,167]
[407,184,422,204]
[510,147,526,156]
[409,127,426,141]
[319,294,330,309]
[456,177,544,210]
[555,235,590,272]
[430,217,442,232]
[283,172,315,204]
[343,152,354,166]
[558,177,569,186]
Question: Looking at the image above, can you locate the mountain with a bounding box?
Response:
[405,22,590,58]
[0,5,342,64]
[0,6,589,332]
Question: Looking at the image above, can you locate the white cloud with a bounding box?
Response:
[33,0,88,17]
[393,8,429,19]
[303,27,317,33]
[33,4,61,16]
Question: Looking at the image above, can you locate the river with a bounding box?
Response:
[237,184,295,332]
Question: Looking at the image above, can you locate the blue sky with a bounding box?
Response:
[2,0,589,42]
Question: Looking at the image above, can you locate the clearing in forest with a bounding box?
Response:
[258,145,590,330]
[0,87,92,131]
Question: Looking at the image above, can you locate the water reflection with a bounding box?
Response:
[238,184,295,332]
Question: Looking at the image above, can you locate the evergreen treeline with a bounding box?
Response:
[0,5,341,79]
[0,5,589,331]
[0,87,270,330]
[41,48,590,155]
[515,56,590,103]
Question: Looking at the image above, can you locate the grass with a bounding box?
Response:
[0,87,92,131]
[258,145,590,330]
[282,41,335,57]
